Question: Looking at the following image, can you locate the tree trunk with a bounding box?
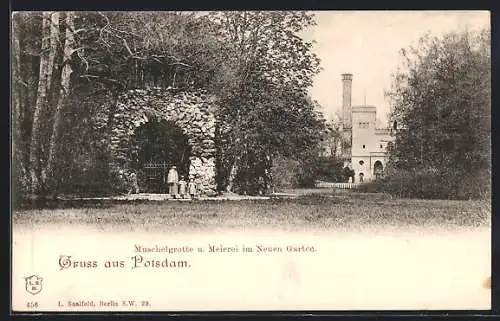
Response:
[225,159,238,193]
[40,12,61,185]
[46,12,60,96]
[12,14,24,194]
[28,11,52,195]
[45,12,74,189]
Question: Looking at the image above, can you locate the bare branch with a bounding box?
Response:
[97,11,111,25]
[79,74,99,78]
[16,77,29,88]
[69,46,86,55]
[169,61,193,68]
[100,26,143,60]
[76,49,89,72]
[109,25,142,39]
[97,12,111,44]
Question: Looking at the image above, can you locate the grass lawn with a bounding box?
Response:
[11,190,491,310]
[12,190,490,232]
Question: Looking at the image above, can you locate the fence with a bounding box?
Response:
[315,181,360,189]
[142,161,170,193]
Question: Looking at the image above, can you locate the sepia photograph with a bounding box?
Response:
[11,10,491,312]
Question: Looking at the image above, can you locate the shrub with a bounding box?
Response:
[455,169,491,200]
[314,156,345,182]
[355,167,490,200]
[270,155,344,189]
[355,179,386,194]
[270,157,301,189]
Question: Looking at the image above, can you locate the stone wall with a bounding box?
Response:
[108,87,217,195]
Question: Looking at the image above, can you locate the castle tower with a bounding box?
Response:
[342,73,353,129]
[340,73,353,162]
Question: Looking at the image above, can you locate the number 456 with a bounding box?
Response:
[26,301,38,308]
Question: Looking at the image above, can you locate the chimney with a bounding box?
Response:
[342,73,353,129]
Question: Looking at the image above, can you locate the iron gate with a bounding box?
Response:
[142,161,170,193]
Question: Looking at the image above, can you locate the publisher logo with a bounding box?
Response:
[25,275,43,295]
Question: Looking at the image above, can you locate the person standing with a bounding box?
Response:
[178,176,187,199]
[130,172,140,194]
[167,166,179,197]
[188,177,197,199]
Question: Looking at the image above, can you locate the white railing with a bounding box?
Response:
[315,181,360,189]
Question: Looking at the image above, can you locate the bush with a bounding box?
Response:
[355,179,386,194]
[232,154,272,195]
[270,155,344,189]
[270,158,301,189]
[314,156,345,182]
[355,167,490,200]
[455,169,491,200]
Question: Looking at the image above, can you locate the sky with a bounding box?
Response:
[299,11,490,126]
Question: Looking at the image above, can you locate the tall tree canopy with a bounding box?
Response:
[12,11,325,197]
[386,28,490,197]
[209,12,323,193]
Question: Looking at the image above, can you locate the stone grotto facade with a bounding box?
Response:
[108,87,218,196]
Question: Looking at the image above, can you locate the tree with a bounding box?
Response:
[386,28,490,198]
[14,11,224,197]
[319,117,342,157]
[28,12,56,195]
[12,11,325,197]
[210,12,323,194]
[12,13,24,198]
[45,12,75,187]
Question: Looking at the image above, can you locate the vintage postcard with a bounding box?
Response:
[11,10,491,312]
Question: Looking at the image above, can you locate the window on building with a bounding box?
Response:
[380,144,383,149]
[359,160,364,165]
[362,145,365,149]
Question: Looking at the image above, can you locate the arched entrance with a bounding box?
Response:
[107,88,218,195]
[374,161,383,180]
[131,119,192,193]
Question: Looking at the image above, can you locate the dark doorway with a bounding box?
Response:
[359,172,364,183]
[374,161,383,180]
[131,119,192,193]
